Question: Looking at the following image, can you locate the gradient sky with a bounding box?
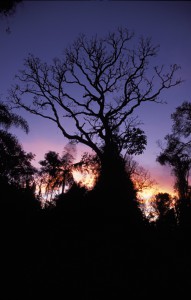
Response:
[0,1,191,195]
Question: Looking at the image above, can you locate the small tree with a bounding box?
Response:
[38,142,76,200]
[155,192,173,217]
[151,192,178,228]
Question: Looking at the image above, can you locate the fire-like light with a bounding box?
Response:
[72,170,96,190]
[137,188,158,222]
[137,187,178,222]
[36,165,177,222]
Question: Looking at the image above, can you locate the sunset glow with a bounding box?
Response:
[72,170,96,190]
[37,166,178,220]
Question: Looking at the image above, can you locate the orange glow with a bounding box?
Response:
[138,185,177,201]
[138,188,157,201]
[137,186,178,222]
[73,170,96,190]
[137,188,158,222]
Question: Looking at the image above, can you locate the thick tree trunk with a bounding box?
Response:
[93,145,140,219]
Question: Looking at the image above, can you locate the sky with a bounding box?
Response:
[0,0,191,196]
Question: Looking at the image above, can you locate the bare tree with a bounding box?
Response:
[9,28,181,193]
[125,155,157,194]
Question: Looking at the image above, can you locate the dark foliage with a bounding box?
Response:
[2,168,191,299]
[157,101,191,201]
[0,101,36,187]
[3,28,188,298]
[0,0,22,17]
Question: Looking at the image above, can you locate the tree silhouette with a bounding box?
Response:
[0,0,23,33]
[0,131,36,187]
[0,101,28,132]
[72,152,100,190]
[0,0,22,17]
[157,135,191,199]
[39,151,74,198]
[172,101,191,137]
[9,28,181,205]
[157,102,191,201]
[125,154,157,194]
[154,192,174,216]
[157,101,191,227]
[38,143,76,201]
[0,101,36,187]
[38,151,62,200]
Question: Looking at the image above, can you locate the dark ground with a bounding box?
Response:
[2,190,191,299]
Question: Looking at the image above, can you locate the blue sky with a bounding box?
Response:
[0,1,191,194]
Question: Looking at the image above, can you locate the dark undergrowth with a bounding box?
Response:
[2,182,191,299]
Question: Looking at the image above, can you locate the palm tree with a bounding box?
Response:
[0,101,28,132]
[0,101,36,187]
[38,144,76,200]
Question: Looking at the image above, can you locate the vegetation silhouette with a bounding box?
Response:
[1,111,191,299]
[2,27,190,297]
[38,142,76,199]
[157,101,191,227]
[0,0,22,17]
[9,27,181,209]
[0,101,36,187]
[0,0,23,33]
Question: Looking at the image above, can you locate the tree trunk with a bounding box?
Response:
[93,144,139,217]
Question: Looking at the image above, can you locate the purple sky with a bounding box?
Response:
[1,1,191,195]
